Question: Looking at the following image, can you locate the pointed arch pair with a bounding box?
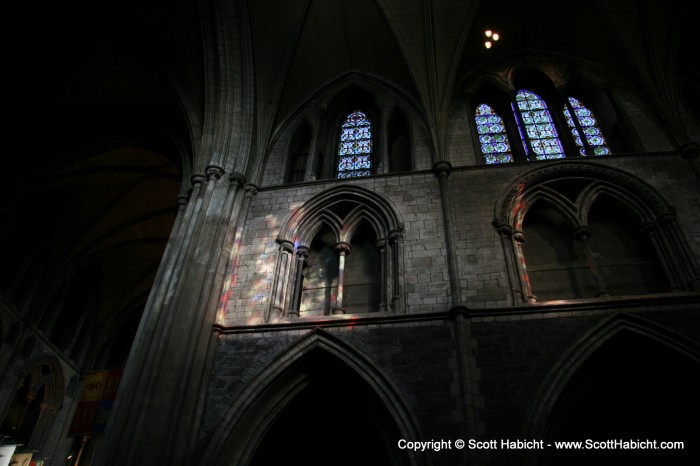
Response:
[201,329,423,466]
[269,186,405,319]
[494,161,699,303]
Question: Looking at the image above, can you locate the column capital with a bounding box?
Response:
[513,230,526,243]
[335,241,351,255]
[433,161,452,178]
[205,165,225,181]
[295,245,310,259]
[245,183,259,198]
[278,239,295,253]
[228,171,246,187]
[190,174,206,187]
[574,225,592,240]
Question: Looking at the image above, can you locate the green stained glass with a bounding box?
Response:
[564,97,610,156]
[475,103,512,164]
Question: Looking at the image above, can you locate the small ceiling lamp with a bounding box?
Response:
[484,29,500,48]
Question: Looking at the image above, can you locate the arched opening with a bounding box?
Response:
[588,196,668,295]
[345,221,381,313]
[303,225,339,316]
[543,330,700,465]
[522,202,593,300]
[248,349,404,466]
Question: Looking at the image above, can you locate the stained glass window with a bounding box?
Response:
[475,104,512,164]
[337,110,372,178]
[564,97,610,156]
[513,89,565,160]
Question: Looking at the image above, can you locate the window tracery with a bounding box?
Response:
[475,103,513,164]
[337,110,372,178]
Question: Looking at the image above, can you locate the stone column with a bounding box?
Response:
[389,229,404,311]
[332,242,351,314]
[434,161,462,306]
[512,230,536,303]
[94,164,242,466]
[268,240,294,320]
[376,238,387,312]
[574,225,610,297]
[288,246,309,318]
[496,224,526,304]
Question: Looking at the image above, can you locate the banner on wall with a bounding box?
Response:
[10,452,33,466]
[0,445,17,466]
[68,369,123,436]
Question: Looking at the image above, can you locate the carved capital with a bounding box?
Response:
[375,238,387,248]
[245,183,259,198]
[574,225,592,240]
[190,174,206,187]
[335,241,351,255]
[205,165,225,181]
[433,161,452,178]
[228,171,246,187]
[296,245,310,259]
[278,239,295,254]
[496,223,513,237]
[513,230,526,243]
[389,229,403,244]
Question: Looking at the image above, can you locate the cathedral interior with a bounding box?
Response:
[1,1,699,465]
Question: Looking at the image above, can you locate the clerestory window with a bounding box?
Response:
[337,110,373,178]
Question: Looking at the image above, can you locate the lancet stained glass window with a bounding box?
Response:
[564,97,610,156]
[514,89,565,160]
[337,110,372,178]
[475,104,512,164]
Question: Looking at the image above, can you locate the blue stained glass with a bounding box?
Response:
[514,90,565,160]
[564,97,610,156]
[475,104,512,164]
[337,110,372,178]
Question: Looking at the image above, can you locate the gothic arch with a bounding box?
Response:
[202,329,423,466]
[522,313,700,465]
[493,161,699,303]
[1,356,65,448]
[269,186,405,318]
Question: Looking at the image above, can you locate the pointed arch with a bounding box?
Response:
[494,161,699,303]
[523,313,700,464]
[274,186,405,317]
[201,329,423,466]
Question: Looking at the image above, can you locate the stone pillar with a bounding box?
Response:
[376,238,387,312]
[332,242,351,314]
[389,229,404,311]
[512,230,536,303]
[574,225,610,297]
[288,246,309,317]
[496,224,526,304]
[94,164,247,466]
[268,240,294,320]
[434,161,462,307]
